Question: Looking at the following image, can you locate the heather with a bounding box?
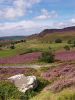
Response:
[0,30,75,100]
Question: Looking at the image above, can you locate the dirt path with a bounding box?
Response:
[0,65,41,69]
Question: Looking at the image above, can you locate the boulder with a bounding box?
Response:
[8,74,38,93]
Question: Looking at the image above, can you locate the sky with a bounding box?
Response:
[0,0,75,36]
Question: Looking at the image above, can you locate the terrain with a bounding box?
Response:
[0,26,75,100]
[0,36,26,41]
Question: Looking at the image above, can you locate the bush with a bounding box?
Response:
[48,46,52,50]
[20,90,36,100]
[20,39,26,42]
[0,81,20,100]
[72,41,75,47]
[39,51,55,63]
[0,44,2,47]
[67,40,72,44]
[55,39,62,43]
[10,44,15,49]
[64,45,70,51]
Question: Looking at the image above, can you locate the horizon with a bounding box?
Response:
[0,0,75,36]
[0,25,75,37]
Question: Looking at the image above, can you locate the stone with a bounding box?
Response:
[8,74,38,93]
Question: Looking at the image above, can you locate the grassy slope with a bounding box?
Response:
[0,40,68,58]
[39,31,75,42]
[1,30,75,58]
[31,88,75,100]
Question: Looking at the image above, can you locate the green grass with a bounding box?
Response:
[0,30,75,58]
[39,31,75,42]
[0,39,68,58]
[30,88,75,100]
[0,49,17,58]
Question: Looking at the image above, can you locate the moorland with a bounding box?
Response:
[0,26,75,100]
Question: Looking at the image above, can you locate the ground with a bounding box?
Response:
[0,37,75,100]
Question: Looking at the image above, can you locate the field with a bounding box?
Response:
[0,30,75,100]
[0,39,68,58]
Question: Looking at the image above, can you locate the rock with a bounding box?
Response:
[8,74,38,93]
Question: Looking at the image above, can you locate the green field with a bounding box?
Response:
[0,39,69,58]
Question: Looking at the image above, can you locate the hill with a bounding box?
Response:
[0,26,75,42]
[39,26,75,36]
[0,36,26,41]
[27,26,75,42]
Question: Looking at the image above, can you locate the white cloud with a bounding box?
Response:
[0,19,52,36]
[70,18,75,24]
[35,9,58,20]
[53,18,75,28]
[0,0,41,19]
[0,17,75,36]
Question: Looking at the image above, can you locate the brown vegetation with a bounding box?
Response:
[42,64,75,92]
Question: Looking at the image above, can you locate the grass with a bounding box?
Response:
[0,30,75,58]
[0,32,75,100]
[30,88,75,100]
[0,39,68,58]
[0,49,17,58]
[39,31,75,42]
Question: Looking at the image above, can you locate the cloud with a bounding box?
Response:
[53,18,75,28]
[0,19,52,36]
[0,17,75,36]
[0,0,41,19]
[69,18,75,24]
[35,9,58,20]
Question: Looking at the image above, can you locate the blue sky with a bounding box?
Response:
[0,0,75,36]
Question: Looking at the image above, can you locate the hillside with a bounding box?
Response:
[0,26,75,100]
[0,26,75,42]
[27,26,75,42]
[39,26,75,36]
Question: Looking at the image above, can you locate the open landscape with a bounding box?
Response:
[0,26,75,100]
[0,0,75,100]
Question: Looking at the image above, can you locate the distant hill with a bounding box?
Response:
[27,26,75,42]
[39,26,75,37]
[0,26,75,42]
[0,36,26,41]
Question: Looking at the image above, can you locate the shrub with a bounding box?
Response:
[72,41,75,47]
[20,90,36,100]
[48,46,52,50]
[10,44,15,49]
[39,51,55,63]
[0,81,20,100]
[20,39,26,42]
[64,45,70,51]
[67,40,72,44]
[55,39,62,43]
[0,44,2,47]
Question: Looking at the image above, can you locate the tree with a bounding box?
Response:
[55,39,62,43]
